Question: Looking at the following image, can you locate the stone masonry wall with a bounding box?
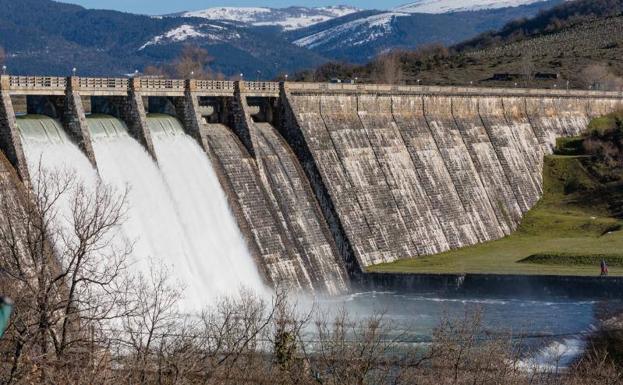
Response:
[479,97,541,212]
[284,92,622,270]
[203,122,313,290]
[252,122,349,294]
[0,88,29,183]
[391,95,477,250]
[357,95,448,256]
[424,96,504,243]
[452,96,521,233]
[229,90,349,294]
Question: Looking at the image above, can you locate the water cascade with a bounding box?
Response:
[85,114,267,308]
[16,114,267,311]
[146,114,267,298]
[17,115,100,229]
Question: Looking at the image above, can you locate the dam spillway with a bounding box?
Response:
[145,114,267,299]
[2,76,623,298]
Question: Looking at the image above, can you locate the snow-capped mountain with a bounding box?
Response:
[287,0,563,63]
[395,0,552,14]
[292,12,409,50]
[139,23,241,50]
[180,6,359,31]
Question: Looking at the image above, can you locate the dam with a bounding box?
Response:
[1,75,622,303]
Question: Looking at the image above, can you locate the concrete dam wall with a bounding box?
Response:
[282,84,623,271]
[1,75,622,298]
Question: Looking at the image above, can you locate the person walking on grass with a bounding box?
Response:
[600,259,609,277]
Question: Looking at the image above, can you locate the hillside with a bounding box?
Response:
[286,0,562,63]
[0,0,325,77]
[0,0,562,77]
[370,113,623,276]
[400,14,623,88]
[457,0,623,51]
[298,0,623,89]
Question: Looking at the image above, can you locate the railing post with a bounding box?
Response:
[67,76,79,92]
[0,75,9,91]
[129,77,141,93]
[186,79,197,93]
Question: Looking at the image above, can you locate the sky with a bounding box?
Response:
[62,0,402,15]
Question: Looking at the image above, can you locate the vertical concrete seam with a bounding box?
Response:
[254,125,338,291]
[421,95,478,241]
[234,94,312,289]
[390,95,451,252]
[280,91,362,278]
[500,96,542,192]
[355,94,419,256]
[450,96,505,234]
[476,97,524,224]
[266,120,349,289]
[318,94,383,265]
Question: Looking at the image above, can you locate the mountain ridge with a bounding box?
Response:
[0,0,564,77]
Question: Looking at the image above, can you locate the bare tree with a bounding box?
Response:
[116,263,184,385]
[372,51,404,85]
[0,162,131,384]
[175,45,214,79]
[580,64,623,91]
[521,52,535,87]
[142,65,167,78]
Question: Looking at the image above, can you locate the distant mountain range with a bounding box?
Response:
[394,0,555,13]
[286,0,562,63]
[0,0,564,78]
[177,6,360,31]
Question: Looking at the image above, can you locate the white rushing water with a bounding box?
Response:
[147,114,267,299]
[17,114,267,311]
[17,115,102,232]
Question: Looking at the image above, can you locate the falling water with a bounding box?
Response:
[86,115,267,308]
[17,115,101,230]
[17,114,267,311]
[146,114,267,297]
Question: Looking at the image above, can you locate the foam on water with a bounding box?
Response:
[517,337,587,372]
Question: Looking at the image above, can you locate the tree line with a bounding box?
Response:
[0,158,621,384]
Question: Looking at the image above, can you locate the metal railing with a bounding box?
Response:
[243,81,280,92]
[139,78,185,90]
[78,77,128,89]
[284,82,623,98]
[9,76,67,89]
[4,75,623,99]
[196,80,235,91]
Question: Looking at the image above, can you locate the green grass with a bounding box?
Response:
[587,112,623,134]
[518,253,623,267]
[369,135,623,276]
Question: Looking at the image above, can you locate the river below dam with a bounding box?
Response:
[307,291,622,370]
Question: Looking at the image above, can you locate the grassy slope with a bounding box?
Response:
[369,123,623,276]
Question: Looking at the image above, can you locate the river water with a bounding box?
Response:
[309,291,621,370]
